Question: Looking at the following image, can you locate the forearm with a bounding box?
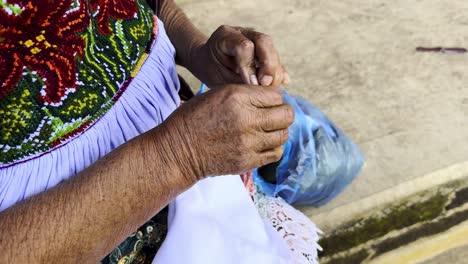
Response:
[0,125,194,263]
[159,0,207,71]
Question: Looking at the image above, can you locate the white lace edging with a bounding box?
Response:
[254,189,323,264]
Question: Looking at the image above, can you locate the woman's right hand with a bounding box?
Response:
[156,84,294,183]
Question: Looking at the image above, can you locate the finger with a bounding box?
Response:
[255,129,289,152]
[207,27,239,73]
[257,104,295,132]
[259,146,284,167]
[270,68,284,88]
[217,26,257,84]
[208,51,250,85]
[238,29,283,87]
[247,86,283,108]
[282,67,290,85]
[240,66,258,85]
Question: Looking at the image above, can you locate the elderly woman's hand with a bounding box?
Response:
[191,25,290,88]
[156,84,294,183]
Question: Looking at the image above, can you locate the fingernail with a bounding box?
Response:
[284,72,290,85]
[250,74,259,85]
[261,75,273,86]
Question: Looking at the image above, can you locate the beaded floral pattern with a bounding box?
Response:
[90,0,139,35]
[0,0,158,165]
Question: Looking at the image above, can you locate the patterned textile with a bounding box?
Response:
[0,0,157,165]
[103,171,319,264]
[1,1,170,263]
[100,208,168,264]
[1,2,321,263]
[241,171,322,264]
[254,190,322,264]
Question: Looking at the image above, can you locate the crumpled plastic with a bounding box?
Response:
[254,91,365,206]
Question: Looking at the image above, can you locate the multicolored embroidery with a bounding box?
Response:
[0,0,89,103]
[0,0,158,165]
[90,0,138,35]
[100,208,168,264]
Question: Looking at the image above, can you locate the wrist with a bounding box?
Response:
[185,40,206,79]
[134,131,194,198]
[158,0,209,80]
[141,122,201,191]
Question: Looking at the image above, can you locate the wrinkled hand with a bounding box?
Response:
[158,84,294,182]
[191,25,289,88]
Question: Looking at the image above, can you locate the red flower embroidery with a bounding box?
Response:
[89,0,138,35]
[0,0,90,103]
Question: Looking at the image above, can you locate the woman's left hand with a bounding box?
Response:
[190,25,290,88]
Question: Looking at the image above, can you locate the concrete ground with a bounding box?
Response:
[175,0,468,262]
[425,243,468,264]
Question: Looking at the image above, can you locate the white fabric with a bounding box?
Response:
[153,175,293,264]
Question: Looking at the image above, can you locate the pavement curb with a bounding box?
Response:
[304,160,468,233]
[317,173,468,263]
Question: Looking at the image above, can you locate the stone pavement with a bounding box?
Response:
[175,0,468,262]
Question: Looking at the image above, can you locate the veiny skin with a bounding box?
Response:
[0,0,292,263]
[164,84,294,179]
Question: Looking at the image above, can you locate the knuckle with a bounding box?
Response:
[222,93,247,121]
[260,155,272,167]
[260,112,272,131]
[246,91,262,107]
[270,90,283,104]
[218,25,231,32]
[242,106,256,123]
[223,86,242,101]
[275,147,284,161]
[258,34,274,45]
[238,39,255,53]
[272,130,285,146]
[232,110,246,128]
[256,135,268,151]
[247,114,260,131]
[276,69,284,81]
[284,104,295,124]
[261,137,270,150]
[239,134,251,149]
[262,148,283,165]
[260,59,274,68]
[280,129,289,145]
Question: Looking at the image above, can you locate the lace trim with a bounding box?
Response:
[241,171,323,263]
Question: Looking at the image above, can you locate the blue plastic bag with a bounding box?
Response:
[254,91,364,206]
